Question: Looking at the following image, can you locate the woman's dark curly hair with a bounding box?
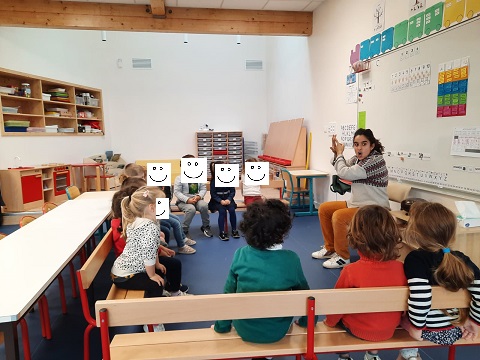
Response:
[239,199,292,249]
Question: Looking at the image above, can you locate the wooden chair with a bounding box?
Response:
[42,201,58,214]
[281,168,309,209]
[65,185,81,200]
[0,232,32,359]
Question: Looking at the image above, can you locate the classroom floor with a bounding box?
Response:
[1,212,478,360]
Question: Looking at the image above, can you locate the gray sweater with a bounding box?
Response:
[333,150,389,209]
[173,175,207,203]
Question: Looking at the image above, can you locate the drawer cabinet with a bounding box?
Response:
[196,131,244,180]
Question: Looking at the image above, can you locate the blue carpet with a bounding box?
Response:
[1,213,478,360]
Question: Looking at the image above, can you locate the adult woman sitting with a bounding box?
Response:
[312,128,389,269]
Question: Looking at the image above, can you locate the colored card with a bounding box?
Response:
[444,0,466,27]
[443,106,452,117]
[437,95,444,106]
[438,71,445,84]
[458,104,467,115]
[459,93,467,105]
[350,44,360,65]
[394,20,409,47]
[360,39,370,60]
[460,66,469,80]
[381,27,394,53]
[424,2,444,35]
[369,34,381,57]
[438,84,445,95]
[444,82,452,94]
[444,94,452,106]
[459,79,468,93]
[437,107,444,117]
[452,81,459,93]
[466,0,480,18]
[408,11,425,42]
[358,111,366,129]
[452,93,459,105]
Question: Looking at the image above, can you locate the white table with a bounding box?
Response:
[0,193,113,359]
[288,170,329,216]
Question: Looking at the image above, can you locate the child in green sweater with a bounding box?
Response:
[213,199,315,344]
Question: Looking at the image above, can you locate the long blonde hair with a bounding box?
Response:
[120,186,164,239]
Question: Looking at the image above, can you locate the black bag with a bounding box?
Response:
[329,175,351,195]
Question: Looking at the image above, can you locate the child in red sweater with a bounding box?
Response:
[324,205,407,360]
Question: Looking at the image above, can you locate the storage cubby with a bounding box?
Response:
[0,67,104,136]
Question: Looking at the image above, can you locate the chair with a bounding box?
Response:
[42,202,58,214]
[65,185,81,200]
[387,182,412,203]
[0,233,32,360]
[85,174,115,191]
[280,168,309,209]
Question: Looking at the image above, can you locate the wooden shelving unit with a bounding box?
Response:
[0,67,104,136]
[196,131,243,179]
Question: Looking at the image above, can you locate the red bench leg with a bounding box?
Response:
[304,296,317,360]
[448,345,456,360]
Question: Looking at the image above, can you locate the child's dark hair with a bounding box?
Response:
[239,199,292,249]
[180,154,195,166]
[406,202,474,292]
[120,177,147,191]
[347,205,401,261]
[354,128,384,154]
[210,160,223,177]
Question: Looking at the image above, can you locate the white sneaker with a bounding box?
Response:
[143,323,165,332]
[171,290,193,296]
[177,245,196,254]
[323,254,350,269]
[184,237,196,246]
[162,290,171,297]
[312,246,336,259]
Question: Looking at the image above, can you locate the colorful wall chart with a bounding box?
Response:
[437,57,469,117]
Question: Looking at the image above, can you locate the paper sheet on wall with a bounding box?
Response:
[451,127,480,157]
[340,123,357,149]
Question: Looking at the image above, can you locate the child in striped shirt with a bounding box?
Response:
[399,202,480,360]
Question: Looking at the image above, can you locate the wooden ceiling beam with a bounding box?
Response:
[0,0,312,36]
[150,0,166,19]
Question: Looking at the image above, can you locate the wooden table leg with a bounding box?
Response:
[95,166,101,191]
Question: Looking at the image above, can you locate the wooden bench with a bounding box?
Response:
[77,228,145,360]
[94,286,478,360]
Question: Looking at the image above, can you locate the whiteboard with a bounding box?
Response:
[357,17,480,197]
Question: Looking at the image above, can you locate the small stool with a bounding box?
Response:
[85,174,115,191]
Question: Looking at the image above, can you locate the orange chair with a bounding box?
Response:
[42,202,58,214]
[42,203,79,299]
[0,232,32,360]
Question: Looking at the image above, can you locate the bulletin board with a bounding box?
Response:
[357,17,480,197]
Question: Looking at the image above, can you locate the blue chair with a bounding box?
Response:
[280,168,309,209]
[65,185,80,200]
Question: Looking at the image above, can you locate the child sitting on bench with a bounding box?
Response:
[213,199,315,343]
[324,205,407,360]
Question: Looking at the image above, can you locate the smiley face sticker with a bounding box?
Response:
[181,158,207,184]
[155,198,170,220]
[147,163,171,187]
[244,162,269,185]
[214,163,239,188]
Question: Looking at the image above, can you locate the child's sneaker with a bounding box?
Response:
[201,226,213,237]
[184,237,196,246]
[337,357,353,360]
[322,254,350,268]
[231,230,240,238]
[311,245,335,259]
[219,231,229,241]
[143,323,165,332]
[364,352,381,360]
[177,245,196,254]
[180,283,189,292]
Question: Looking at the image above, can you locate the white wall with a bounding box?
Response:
[0,28,268,167]
[267,0,473,209]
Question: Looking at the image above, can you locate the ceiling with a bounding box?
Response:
[58,0,326,12]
